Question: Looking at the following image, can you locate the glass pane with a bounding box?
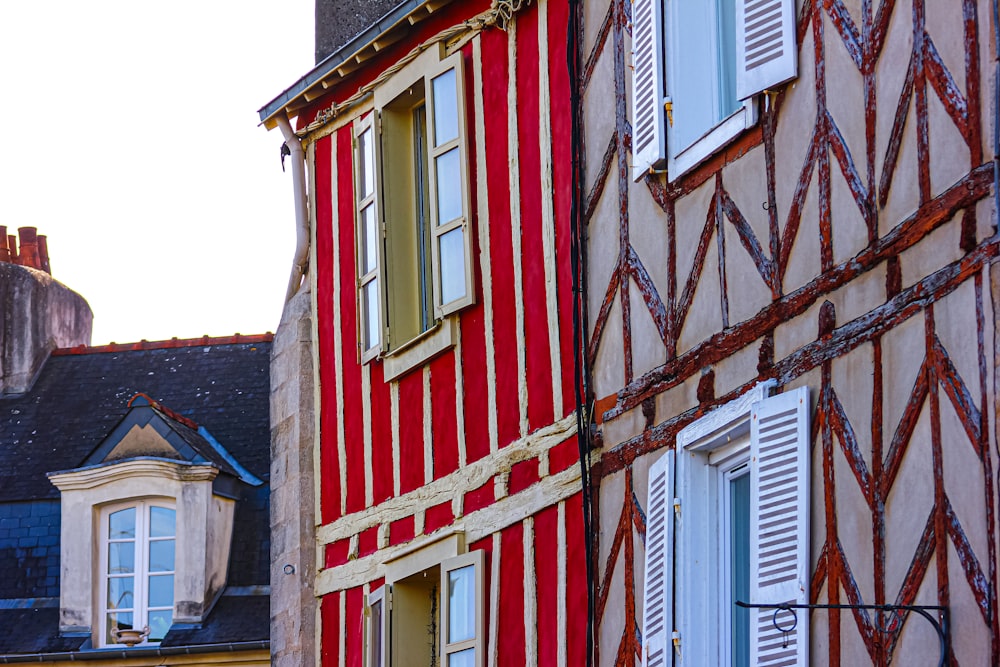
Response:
[362,204,378,274]
[148,609,173,642]
[715,0,739,117]
[149,539,175,572]
[432,68,459,146]
[108,542,135,574]
[671,2,718,151]
[359,127,375,198]
[730,472,751,667]
[149,507,175,538]
[371,600,383,667]
[363,280,380,350]
[438,228,466,305]
[448,648,475,667]
[107,612,134,645]
[107,577,134,609]
[148,574,175,607]
[108,508,135,539]
[434,148,462,225]
[448,565,476,643]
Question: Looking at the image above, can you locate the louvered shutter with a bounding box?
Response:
[631,0,667,181]
[749,387,810,666]
[642,450,674,667]
[735,0,798,100]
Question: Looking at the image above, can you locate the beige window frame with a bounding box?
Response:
[354,44,474,361]
[354,112,385,362]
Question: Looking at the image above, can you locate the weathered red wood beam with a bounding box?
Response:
[581,1,613,92]
[603,162,992,422]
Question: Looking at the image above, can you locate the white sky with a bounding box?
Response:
[0,1,315,345]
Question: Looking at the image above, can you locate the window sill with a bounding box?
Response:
[382,316,457,382]
[669,101,757,181]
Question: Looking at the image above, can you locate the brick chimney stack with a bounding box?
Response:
[0,227,8,263]
[17,227,41,272]
[0,226,52,275]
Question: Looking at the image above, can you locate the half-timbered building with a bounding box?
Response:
[260,1,587,665]
[578,0,1000,665]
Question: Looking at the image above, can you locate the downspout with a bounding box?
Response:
[277,113,309,303]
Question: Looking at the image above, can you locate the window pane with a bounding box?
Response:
[107,612,134,645]
[148,609,173,642]
[108,508,135,539]
[432,69,459,146]
[107,577,134,609]
[362,204,378,274]
[438,228,466,305]
[448,648,475,667]
[148,574,174,607]
[149,507,175,538]
[371,600,383,667]
[149,539,175,572]
[730,472,751,667]
[108,542,135,574]
[671,2,717,151]
[363,280,380,350]
[448,565,476,643]
[435,148,462,225]
[359,127,375,199]
[715,0,739,117]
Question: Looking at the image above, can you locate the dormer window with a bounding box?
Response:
[101,500,176,646]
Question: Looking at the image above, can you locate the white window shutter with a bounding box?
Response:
[735,0,798,100]
[631,0,667,181]
[642,450,674,667]
[749,386,810,667]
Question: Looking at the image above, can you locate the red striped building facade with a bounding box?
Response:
[263,1,587,665]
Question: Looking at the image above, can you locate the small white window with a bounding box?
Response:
[641,384,810,666]
[355,46,475,361]
[99,500,176,647]
[631,0,797,181]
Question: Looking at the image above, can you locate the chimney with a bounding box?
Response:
[37,235,51,274]
[0,227,8,262]
[18,227,40,270]
[7,234,17,264]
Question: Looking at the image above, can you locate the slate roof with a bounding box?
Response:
[0,336,272,658]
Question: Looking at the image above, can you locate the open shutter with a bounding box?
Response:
[427,51,475,317]
[735,0,797,100]
[441,550,485,667]
[631,0,667,181]
[642,450,674,667]
[355,112,386,361]
[749,386,810,666]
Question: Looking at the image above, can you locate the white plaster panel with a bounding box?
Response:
[597,545,626,667]
[823,12,867,217]
[826,261,887,331]
[891,567,946,665]
[653,373,699,426]
[939,396,988,561]
[588,166,621,340]
[722,219,773,328]
[581,0,611,69]
[592,295,625,400]
[977,197,996,246]
[881,312,925,451]
[628,279,666,379]
[809,582,830,661]
[597,470,626,577]
[883,405,934,597]
[780,168,821,295]
[712,337,760,400]
[582,43,617,193]
[673,177,715,294]
[600,405,645,453]
[629,175,671,317]
[831,343,874,474]
[899,211,964,291]
[676,226,723,355]
[828,150,870,268]
[832,428,875,605]
[723,144,770,247]
[773,25,817,252]
[948,541,992,665]
[934,277,984,413]
[836,599,870,667]
[927,84,972,199]
[924,0,968,93]
[773,297,824,363]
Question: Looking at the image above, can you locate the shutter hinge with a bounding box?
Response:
[672,631,681,657]
[664,97,674,126]
[672,497,681,517]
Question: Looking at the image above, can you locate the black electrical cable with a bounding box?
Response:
[566,1,596,665]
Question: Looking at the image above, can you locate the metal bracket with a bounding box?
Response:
[736,600,950,667]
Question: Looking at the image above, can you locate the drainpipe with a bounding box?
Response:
[277,113,309,303]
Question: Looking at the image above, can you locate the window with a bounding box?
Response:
[631,0,797,181]
[365,537,484,667]
[641,384,810,666]
[355,45,474,362]
[100,500,176,647]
